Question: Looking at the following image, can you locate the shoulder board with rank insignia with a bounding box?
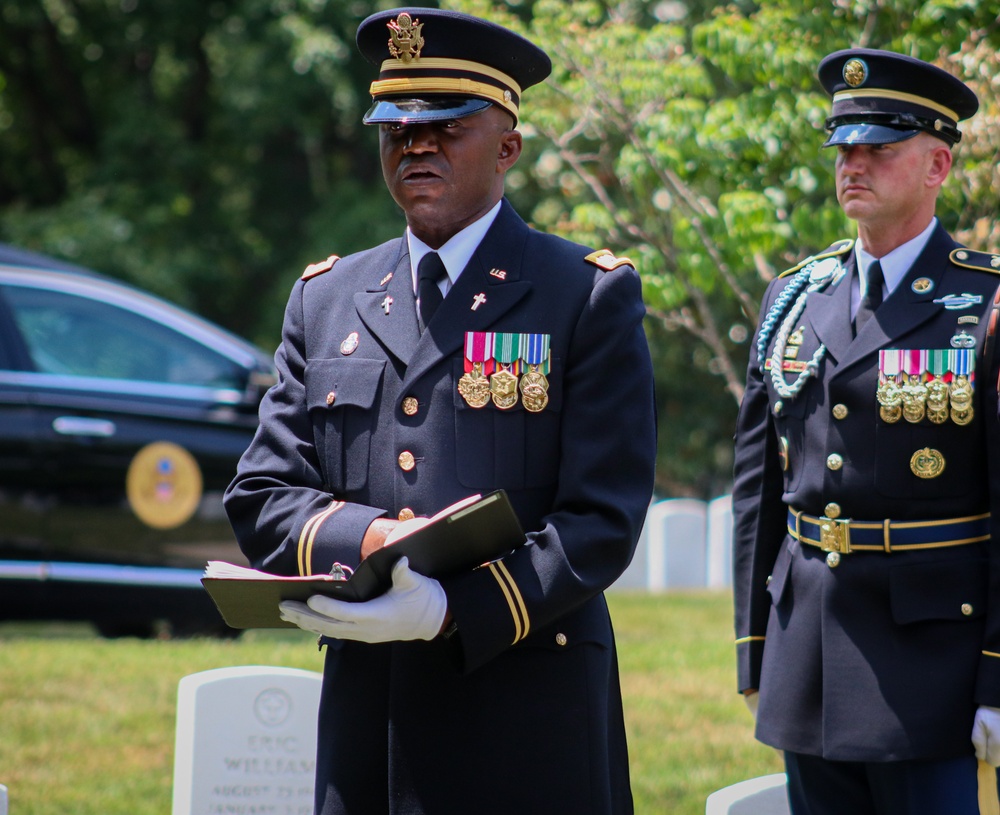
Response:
[301,254,341,280]
[777,239,853,278]
[949,248,1000,275]
[584,249,634,271]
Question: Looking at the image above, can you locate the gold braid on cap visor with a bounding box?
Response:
[371,57,522,120]
[833,88,960,123]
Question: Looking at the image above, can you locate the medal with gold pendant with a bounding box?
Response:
[900,349,927,424]
[876,349,902,423]
[490,332,520,410]
[949,348,975,426]
[457,332,493,408]
[925,350,949,424]
[518,332,551,413]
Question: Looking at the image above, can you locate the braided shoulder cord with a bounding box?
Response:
[756,269,812,374]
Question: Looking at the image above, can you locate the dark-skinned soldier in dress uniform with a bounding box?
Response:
[732,48,1000,815]
[224,8,656,815]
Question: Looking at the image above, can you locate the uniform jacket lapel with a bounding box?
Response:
[401,200,533,391]
[818,224,959,376]
[354,241,420,366]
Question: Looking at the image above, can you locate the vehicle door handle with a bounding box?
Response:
[52,416,117,438]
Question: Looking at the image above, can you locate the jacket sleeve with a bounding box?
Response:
[224,278,385,576]
[442,263,657,673]
[732,279,791,692]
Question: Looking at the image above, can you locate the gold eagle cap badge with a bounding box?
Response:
[843,58,868,87]
[388,13,424,63]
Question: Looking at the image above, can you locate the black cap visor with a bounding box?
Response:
[823,122,921,147]
[363,96,492,125]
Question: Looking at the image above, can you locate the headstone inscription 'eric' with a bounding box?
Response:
[172,666,322,815]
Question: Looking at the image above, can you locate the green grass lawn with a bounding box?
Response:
[0,590,781,814]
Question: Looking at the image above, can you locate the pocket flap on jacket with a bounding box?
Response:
[890,556,987,625]
[305,357,386,410]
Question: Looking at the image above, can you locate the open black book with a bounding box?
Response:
[202,490,525,629]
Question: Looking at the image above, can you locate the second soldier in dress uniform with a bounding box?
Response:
[733,49,1000,814]
[225,8,656,815]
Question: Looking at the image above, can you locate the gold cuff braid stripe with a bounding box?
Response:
[297,501,345,576]
[489,560,529,644]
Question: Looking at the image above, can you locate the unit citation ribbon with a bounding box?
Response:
[490,332,520,409]
[877,349,902,423]
[458,332,494,408]
[900,349,927,424]
[518,333,551,413]
[926,349,949,424]
[949,348,974,426]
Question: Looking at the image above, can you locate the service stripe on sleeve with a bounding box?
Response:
[488,561,530,644]
[297,501,345,576]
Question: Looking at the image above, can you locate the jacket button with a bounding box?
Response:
[824,503,841,519]
[826,552,841,568]
[962,603,973,616]
[826,453,844,471]
[398,508,415,521]
[832,404,848,419]
[555,633,567,646]
[326,391,336,407]
[402,397,419,416]
[398,451,415,471]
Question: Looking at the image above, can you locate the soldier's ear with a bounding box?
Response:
[498,129,522,170]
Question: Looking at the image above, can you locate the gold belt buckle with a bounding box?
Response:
[819,516,851,554]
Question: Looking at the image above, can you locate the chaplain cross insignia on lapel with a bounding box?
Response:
[381,295,393,315]
[471,293,487,311]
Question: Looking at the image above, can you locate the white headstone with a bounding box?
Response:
[172,665,322,815]
[705,773,790,815]
[647,498,708,590]
[706,493,733,588]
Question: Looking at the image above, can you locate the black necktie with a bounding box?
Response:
[417,252,447,331]
[854,259,884,334]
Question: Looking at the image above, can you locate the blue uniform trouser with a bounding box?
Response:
[784,751,996,815]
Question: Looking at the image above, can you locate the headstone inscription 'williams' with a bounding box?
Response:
[172,666,322,815]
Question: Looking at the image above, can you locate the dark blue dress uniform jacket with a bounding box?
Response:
[733,224,1000,762]
[225,200,656,815]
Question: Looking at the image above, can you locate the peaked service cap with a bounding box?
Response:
[818,48,978,147]
[356,7,551,126]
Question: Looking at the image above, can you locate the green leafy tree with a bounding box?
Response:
[454,0,1000,497]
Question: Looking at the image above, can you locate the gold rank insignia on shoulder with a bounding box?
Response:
[777,239,853,278]
[949,248,1000,274]
[585,249,634,271]
[302,254,340,280]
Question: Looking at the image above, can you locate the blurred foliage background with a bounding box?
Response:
[1,0,997,499]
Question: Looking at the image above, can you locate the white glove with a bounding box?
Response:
[972,705,1000,766]
[743,691,760,720]
[278,556,447,643]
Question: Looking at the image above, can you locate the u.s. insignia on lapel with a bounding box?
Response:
[489,268,507,280]
[379,272,394,286]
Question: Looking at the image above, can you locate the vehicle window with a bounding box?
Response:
[3,285,246,389]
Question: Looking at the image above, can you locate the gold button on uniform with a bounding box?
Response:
[555,633,567,646]
[962,603,974,617]
[826,552,841,568]
[398,451,415,471]
[824,503,841,519]
[402,397,419,416]
[826,454,844,471]
[832,404,848,419]
[398,508,415,521]
[326,391,336,406]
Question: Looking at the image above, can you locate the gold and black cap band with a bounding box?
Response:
[818,48,978,146]
[356,8,550,125]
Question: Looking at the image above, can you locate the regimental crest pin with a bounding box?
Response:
[340,331,359,355]
[387,13,424,62]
